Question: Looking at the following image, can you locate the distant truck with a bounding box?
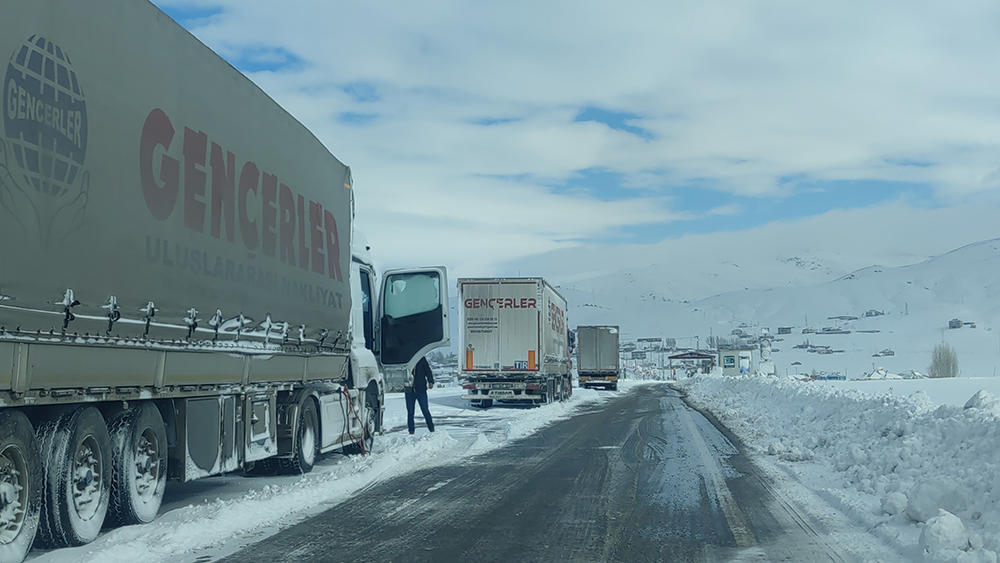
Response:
[576,325,620,390]
[0,2,450,561]
[459,278,572,407]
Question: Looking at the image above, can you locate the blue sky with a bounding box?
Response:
[153,0,1000,275]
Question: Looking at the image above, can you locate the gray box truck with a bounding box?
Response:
[0,2,450,560]
[577,325,621,390]
[459,278,572,407]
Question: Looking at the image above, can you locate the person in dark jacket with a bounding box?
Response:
[405,356,435,434]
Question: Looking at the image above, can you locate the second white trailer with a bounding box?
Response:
[577,325,621,390]
[459,278,571,407]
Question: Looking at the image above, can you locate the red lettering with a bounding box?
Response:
[309,201,325,275]
[261,173,278,257]
[324,210,343,281]
[210,143,236,243]
[139,109,178,221]
[183,127,208,233]
[238,162,259,251]
[296,194,309,271]
[279,183,296,266]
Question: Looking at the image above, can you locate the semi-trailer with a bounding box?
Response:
[459,278,572,407]
[577,325,621,390]
[0,2,450,561]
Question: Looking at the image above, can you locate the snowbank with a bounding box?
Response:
[677,375,1000,562]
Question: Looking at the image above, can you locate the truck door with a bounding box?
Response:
[377,268,451,384]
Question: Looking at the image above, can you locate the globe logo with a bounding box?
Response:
[3,35,88,197]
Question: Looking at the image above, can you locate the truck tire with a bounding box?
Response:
[473,399,493,409]
[0,411,42,563]
[107,403,167,526]
[541,378,555,405]
[278,398,319,474]
[610,384,618,391]
[37,406,111,547]
[344,399,376,455]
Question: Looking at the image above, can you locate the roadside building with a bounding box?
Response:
[667,351,716,378]
[717,347,756,376]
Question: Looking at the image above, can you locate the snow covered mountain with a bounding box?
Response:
[557,238,1000,379]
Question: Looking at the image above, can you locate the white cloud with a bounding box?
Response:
[708,203,743,216]
[154,0,1000,274]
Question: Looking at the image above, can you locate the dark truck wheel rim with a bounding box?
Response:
[0,444,28,544]
[72,435,103,521]
[134,429,160,503]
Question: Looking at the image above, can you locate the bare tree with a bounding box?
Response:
[928,342,959,378]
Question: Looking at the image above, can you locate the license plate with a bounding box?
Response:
[490,390,515,397]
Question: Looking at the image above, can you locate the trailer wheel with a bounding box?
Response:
[0,411,41,563]
[278,398,319,474]
[37,406,111,547]
[107,403,167,526]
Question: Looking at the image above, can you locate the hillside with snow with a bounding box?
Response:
[557,238,1000,380]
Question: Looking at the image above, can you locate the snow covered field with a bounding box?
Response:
[678,373,1000,563]
[28,386,613,563]
[821,377,1000,408]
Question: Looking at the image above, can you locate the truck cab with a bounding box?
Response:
[349,232,450,434]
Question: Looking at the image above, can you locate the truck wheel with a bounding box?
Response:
[37,406,111,547]
[0,411,41,563]
[473,399,493,409]
[107,403,167,526]
[344,401,376,455]
[610,384,618,391]
[278,399,319,474]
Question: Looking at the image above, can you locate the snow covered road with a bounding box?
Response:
[213,384,900,563]
[26,386,612,563]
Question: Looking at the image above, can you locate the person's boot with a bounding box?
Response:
[409,430,415,435]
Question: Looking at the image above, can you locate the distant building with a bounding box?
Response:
[777,327,793,335]
[717,347,755,376]
[949,319,963,329]
[864,309,885,317]
[668,351,716,377]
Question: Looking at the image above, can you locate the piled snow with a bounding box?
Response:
[822,378,1000,409]
[31,386,613,563]
[677,374,1000,562]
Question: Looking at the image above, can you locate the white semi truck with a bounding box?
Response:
[0,2,450,561]
[577,325,621,390]
[459,278,572,407]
